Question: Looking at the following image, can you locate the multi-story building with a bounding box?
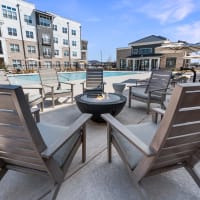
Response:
[116,35,185,71]
[0,0,88,70]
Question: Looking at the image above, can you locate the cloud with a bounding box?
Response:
[174,21,200,43]
[140,0,195,24]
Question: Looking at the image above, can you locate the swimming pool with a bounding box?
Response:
[7,71,136,85]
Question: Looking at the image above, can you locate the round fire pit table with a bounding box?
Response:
[75,93,127,122]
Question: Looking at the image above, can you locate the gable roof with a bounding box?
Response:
[129,35,168,46]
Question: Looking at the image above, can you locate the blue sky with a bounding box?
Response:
[27,0,200,61]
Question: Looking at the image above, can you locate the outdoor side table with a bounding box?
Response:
[112,83,126,94]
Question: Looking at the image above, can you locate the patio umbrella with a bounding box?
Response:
[156,42,200,54]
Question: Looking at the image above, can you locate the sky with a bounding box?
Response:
[27,0,200,62]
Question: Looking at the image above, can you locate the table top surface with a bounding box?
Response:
[75,93,126,104]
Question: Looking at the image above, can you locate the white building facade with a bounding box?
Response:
[0,0,87,70]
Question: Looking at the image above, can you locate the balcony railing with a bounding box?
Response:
[42,38,51,45]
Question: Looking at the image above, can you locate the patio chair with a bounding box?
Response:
[102,83,200,197]
[39,68,74,107]
[81,67,105,95]
[0,84,91,199]
[7,77,44,111]
[128,70,172,113]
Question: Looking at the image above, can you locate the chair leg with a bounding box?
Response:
[107,124,112,163]
[81,125,86,163]
[147,102,150,114]
[128,87,132,108]
[185,165,200,187]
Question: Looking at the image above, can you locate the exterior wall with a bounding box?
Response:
[160,52,185,69]
[116,48,131,68]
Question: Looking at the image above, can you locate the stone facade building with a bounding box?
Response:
[116,35,186,71]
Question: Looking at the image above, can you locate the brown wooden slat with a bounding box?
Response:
[152,156,189,169]
[0,152,44,166]
[164,133,200,147]
[169,123,200,137]
[159,142,200,156]
[0,111,21,125]
[0,137,34,150]
[1,157,47,171]
[0,93,15,110]
[179,90,200,108]
[173,109,200,124]
[157,151,194,162]
[0,124,29,139]
[0,145,40,157]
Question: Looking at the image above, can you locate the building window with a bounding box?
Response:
[64,50,69,57]
[28,61,37,68]
[8,27,17,36]
[54,49,59,56]
[26,31,34,38]
[72,40,77,47]
[12,59,21,68]
[44,61,52,68]
[53,37,58,44]
[132,48,138,55]
[42,34,51,45]
[43,47,51,57]
[166,57,176,68]
[64,61,69,67]
[27,46,36,53]
[24,15,32,24]
[72,51,77,57]
[55,61,60,67]
[138,48,152,55]
[63,39,68,45]
[10,44,20,52]
[39,15,51,27]
[62,27,67,33]
[71,29,76,35]
[53,24,57,31]
[2,5,17,20]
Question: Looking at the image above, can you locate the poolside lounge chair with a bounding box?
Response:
[39,68,74,107]
[0,84,91,199]
[102,83,200,197]
[81,67,105,95]
[128,70,172,113]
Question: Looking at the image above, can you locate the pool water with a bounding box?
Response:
[7,71,135,85]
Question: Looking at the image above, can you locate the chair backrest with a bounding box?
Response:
[145,70,172,93]
[86,67,103,89]
[0,85,48,172]
[147,83,200,173]
[39,68,59,86]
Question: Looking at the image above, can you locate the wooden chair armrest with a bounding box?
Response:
[59,81,75,86]
[42,84,54,88]
[22,85,42,89]
[151,107,165,115]
[41,113,92,158]
[101,114,155,156]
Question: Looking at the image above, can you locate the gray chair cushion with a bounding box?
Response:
[37,122,80,167]
[131,87,162,101]
[113,122,157,170]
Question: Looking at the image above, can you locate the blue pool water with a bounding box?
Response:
[8,71,135,85]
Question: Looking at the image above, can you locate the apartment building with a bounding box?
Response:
[0,0,88,70]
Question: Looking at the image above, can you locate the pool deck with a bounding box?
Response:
[0,72,200,200]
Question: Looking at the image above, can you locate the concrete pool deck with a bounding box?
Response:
[0,72,200,200]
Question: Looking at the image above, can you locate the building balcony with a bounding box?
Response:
[42,38,51,45]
